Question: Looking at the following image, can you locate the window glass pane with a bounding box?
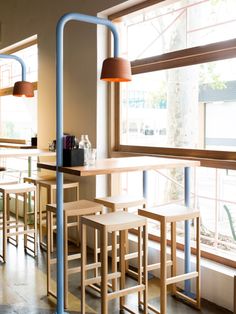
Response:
[0,91,37,139]
[120,57,236,151]
[116,0,236,61]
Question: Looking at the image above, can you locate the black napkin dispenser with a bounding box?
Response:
[63,148,84,166]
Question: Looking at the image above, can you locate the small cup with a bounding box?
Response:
[87,148,97,166]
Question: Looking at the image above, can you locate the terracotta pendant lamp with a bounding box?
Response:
[0,54,34,97]
[13,80,34,97]
[101,57,132,82]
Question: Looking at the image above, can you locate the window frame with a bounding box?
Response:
[109,1,236,170]
[109,0,236,268]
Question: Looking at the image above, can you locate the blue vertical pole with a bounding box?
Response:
[56,13,120,314]
[143,170,148,200]
[184,167,191,294]
[56,16,65,314]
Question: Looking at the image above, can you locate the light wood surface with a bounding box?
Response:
[139,204,200,223]
[0,148,55,158]
[138,206,201,313]
[0,143,34,149]
[80,211,148,314]
[38,179,79,250]
[95,194,146,289]
[0,183,37,262]
[94,194,146,210]
[81,211,147,233]
[37,156,200,176]
[46,200,103,308]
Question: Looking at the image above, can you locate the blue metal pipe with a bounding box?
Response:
[143,170,148,200]
[56,13,120,314]
[184,167,191,294]
[0,53,27,81]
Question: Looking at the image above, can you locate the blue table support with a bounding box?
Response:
[184,166,191,295]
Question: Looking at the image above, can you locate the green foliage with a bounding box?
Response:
[200,63,227,90]
[148,81,167,108]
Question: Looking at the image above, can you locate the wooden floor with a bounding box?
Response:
[0,239,232,314]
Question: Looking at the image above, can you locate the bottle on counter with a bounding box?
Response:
[79,134,91,165]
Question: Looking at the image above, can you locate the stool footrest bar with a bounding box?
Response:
[166,271,198,285]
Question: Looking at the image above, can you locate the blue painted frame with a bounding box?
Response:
[56,13,120,314]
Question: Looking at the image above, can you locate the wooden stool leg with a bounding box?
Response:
[6,194,10,238]
[160,220,167,314]
[119,229,126,310]
[76,215,80,247]
[94,225,99,279]
[143,224,148,314]
[138,226,142,307]
[124,207,129,273]
[171,221,177,295]
[196,216,201,309]
[24,193,27,249]
[15,195,19,246]
[101,227,108,314]
[3,192,7,262]
[76,184,79,201]
[49,187,54,252]
[64,212,68,309]
[46,210,51,296]
[81,222,87,314]
[111,230,117,291]
[34,190,37,256]
[39,185,43,245]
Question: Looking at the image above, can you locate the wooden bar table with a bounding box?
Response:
[38,156,200,300]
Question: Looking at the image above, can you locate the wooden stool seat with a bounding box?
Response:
[80,211,148,314]
[46,200,103,308]
[0,183,36,193]
[0,183,37,262]
[95,194,146,210]
[140,204,200,222]
[138,204,201,314]
[23,174,56,185]
[83,210,146,231]
[0,179,19,185]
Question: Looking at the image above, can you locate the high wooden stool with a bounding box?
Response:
[0,183,37,262]
[94,194,146,288]
[38,178,79,249]
[80,211,148,314]
[138,204,201,314]
[46,200,103,308]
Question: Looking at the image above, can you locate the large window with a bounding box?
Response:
[111,0,236,266]
[0,43,38,140]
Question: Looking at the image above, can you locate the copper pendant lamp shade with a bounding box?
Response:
[101,57,132,82]
[13,81,34,97]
